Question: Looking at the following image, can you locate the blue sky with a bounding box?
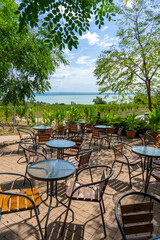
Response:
[50,14,119,93]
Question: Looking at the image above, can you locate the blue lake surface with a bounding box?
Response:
[34,92,133,105]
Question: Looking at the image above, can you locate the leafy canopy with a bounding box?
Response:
[94,0,160,111]
[0,0,68,106]
[17,0,115,50]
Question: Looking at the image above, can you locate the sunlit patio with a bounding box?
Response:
[0,135,160,240]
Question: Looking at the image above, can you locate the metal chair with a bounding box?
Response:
[51,127,67,139]
[61,165,113,238]
[0,172,44,239]
[107,126,124,148]
[112,141,144,188]
[68,124,82,136]
[20,142,47,182]
[63,136,85,157]
[64,148,93,180]
[146,130,160,141]
[89,129,109,151]
[17,127,36,152]
[139,134,160,147]
[115,191,160,240]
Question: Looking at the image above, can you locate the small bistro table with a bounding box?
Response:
[132,146,160,192]
[33,125,52,133]
[27,159,76,237]
[46,139,75,159]
[94,125,110,130]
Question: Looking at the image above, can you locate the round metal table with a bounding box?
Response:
[46,139,75,159]
[132,146,160,192]
[27,159,76,237]
[33,125,52,134]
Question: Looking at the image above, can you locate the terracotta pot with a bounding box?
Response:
[126,130,136,139]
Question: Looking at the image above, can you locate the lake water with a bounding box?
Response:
[34,92,133,105]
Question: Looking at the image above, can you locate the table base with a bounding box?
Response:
[44,181,74,238]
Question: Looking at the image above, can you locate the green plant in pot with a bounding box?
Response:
[126,113,138,138]
[55,109,66,135]
[67,106,82,124]
[105,113,117,134]
[147,108,160,131]
[42,111,54,126]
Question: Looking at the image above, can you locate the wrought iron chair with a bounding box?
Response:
[107,126,124,148]
[89,129,109,151]
[112,141,144,188]
[146,130,160,141]
[68,124,82,136]
[17,127,36,152]
[115,191,160,240]
[63,136,85,157]
[0,172,44,239]
[139,134,160,147]
[61,165,113,238]
[51,127,67,139]
[20,142,47,182]
[64,148,93,180]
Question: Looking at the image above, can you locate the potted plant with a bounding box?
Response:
[105,113,117,134]
[67,106,82,124]
[125,113,138,139]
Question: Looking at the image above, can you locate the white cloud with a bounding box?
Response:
[81,32,100,45]
[76,56,96,66]
[50,65,98,92]
[102,26,109,31]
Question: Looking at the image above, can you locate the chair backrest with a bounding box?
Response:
[139,134,159,147]
[146,130,159,140]
[115,191,160,240]
[67,136,84,150]
[17,127,34,139]
[70,124,78,132]
[37,133,51,144]
[112,142,124,158]
[78,149,93,168]
[117,126,124,136]
[92,129,100,138]
[20,142,47,164]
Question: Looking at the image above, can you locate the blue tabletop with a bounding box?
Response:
[33,125,52,130]
[74,121,88,124]
[27,159,76,181]
[46,139,75,149]
[94,125,111,129]
[132,146,160,158]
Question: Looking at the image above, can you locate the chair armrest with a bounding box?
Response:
[0,172,33,189]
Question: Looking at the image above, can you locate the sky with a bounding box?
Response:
[49,9,120,93]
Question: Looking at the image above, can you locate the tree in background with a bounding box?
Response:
[94,0,160,111]
[0,0,68,131]
[17,0,115,50]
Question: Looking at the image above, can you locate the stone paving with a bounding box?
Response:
[0,135,160,240]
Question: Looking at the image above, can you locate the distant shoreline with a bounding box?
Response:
[35,92,134,96]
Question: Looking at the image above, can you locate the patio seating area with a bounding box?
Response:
[0,134,160,240]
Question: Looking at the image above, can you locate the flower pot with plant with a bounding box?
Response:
[55,109,66,135]
[105,113,117,134]
[83,107,97,133]
[126,113,138,139]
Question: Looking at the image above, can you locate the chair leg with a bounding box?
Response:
[89,137,92,148]
[89,168,93,183]
[33,207,44,240]
[99,200,107,238]
[128,165,132,188]
[102,197,105,213]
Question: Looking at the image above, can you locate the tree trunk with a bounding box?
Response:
[146,81,152,111]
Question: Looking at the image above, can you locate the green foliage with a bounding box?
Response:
[18,0,115,50]
[55,109,66,126]
[93,96,106,104]
[3,106,14,123]
[0,0,68,107]
[94,0,160,111]
[16,105,28,119]
[103,113,117,127]
[28,108,36,125]
[67,106,82,124]
[125,113,138,131]
[42,111,54,126]
[147,108,160,131]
